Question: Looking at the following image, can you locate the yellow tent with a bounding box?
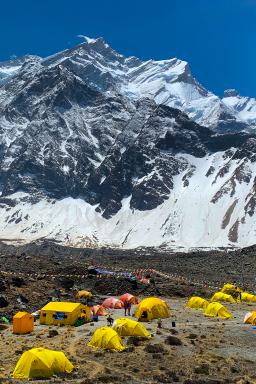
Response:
[241,292,256,302]
[186,296,209,310]
[87,327,124,352]
[244,311,256,325]
[12,347,74,379]
[77,290,93,298]
[221,283,241,294]
[204,302,232,319]
[134,297,170,321]
[211,292,236,303]
[40,302,90,325]
[13,312,34,334]
[113,318,151,337]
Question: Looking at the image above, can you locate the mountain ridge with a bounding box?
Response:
[0,38,256,249]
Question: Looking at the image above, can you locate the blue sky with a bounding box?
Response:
[0,0,255,97]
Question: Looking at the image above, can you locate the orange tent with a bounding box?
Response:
[119,293,138,305]
[91,305,107,316]
[244,311,256,325]
[13,312,34,334]
[102,297,124,309]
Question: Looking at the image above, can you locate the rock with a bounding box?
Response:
[123,346,135,353]
[194,363,210,375]
[165,335,182,346]
[0,279,7,292]
[15,349,24,355]
[144,343,166,353]
[170,328,179,335]
[11,276,25,287]
[153,371,179,382]
[166,370,180,382]
[94,352,103,358]
[0,324,9,331]
[97,374,120,383]
[48,329,59,338]
[184,380,225,384]
[127,337,145,346]
[152,353,162,359]
[18,294,29,304]
[0,296,8,308]
[230,364,240,373]
[59,278,74,290]
[188,333,198,339]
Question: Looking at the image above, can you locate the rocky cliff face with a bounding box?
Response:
[0,37,256,249]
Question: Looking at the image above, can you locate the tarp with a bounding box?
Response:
[87,327,124,352]
[0,316,10,324]
[94,268,114,275]
[211,292,236,303]
[134,297,170,321]
[119,293,138,305]
[102,297,124,309]
[113,318,151,337]
[204,302,232,319]
[186,296,209,310]
[12,348,74,379]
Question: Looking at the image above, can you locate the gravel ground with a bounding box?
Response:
[1,298,256,383]
[1,243,256,383]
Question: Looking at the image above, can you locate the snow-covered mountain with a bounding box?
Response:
[222,89,256,128]
[0,37,256,250]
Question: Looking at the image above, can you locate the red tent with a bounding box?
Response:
[91,305,107,316]
[119,293,138,305]
[102,297,124,309]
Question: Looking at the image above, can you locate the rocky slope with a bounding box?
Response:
[0,37,256,249]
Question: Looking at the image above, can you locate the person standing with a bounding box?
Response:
[107,314,114,326]
[127,301,131,316]
[124,300,129,316]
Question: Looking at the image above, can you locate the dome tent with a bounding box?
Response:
[221,283,241,294]
[135,297,170,321]
[119,293,138,304]
[102,297,124,309]
[244,311,256,325]
[211,292,236,303]
[241,292,256,302]
[186,296,209,310]
[12,348,74,379]
[204,302,232,319]
[87,327,124,352]
[77,290,93,298]
[91,305,107,316]
[113,318,151,337]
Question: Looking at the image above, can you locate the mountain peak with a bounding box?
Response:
[223,89,240,98]
[77,35,110,49]
[77,35,99,44]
